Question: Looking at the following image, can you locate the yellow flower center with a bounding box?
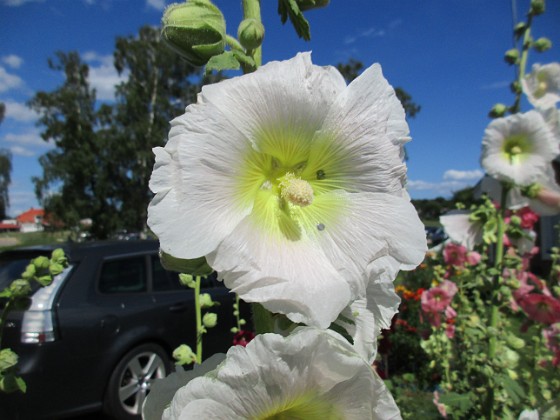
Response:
[279,173,314,207]
[255,391,343,420]
[502,134,531,166]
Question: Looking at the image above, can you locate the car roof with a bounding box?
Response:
[0,239,160,263]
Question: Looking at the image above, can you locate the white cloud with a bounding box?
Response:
[82,51,128,101]
[8,145,36,157]
[2,55,23,69]
[2,100,38,122]
[443,169,484,181]
[8,190,40,217]
[2,0,44,6]
[408,169,483,197]
[344,26,386,45]
[2,131,52,156]
[0,66,24,93]
[480,80,510,90]
[146,0,166,11]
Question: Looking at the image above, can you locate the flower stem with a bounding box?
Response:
[242,0,262,68]
[485,184,509,418]
[511,11,533,113]
[194,275,203,364]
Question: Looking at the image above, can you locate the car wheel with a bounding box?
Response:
[104,343,170,420]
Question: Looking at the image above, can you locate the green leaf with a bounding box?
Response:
[439,392,474,416]
[277,0,311,41]
[205,51,240,73]
[498,374,525,404]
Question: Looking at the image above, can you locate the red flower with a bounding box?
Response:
[517,294,560,324]
[233,330,255,347]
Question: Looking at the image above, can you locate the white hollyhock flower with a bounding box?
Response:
[481,110,556,186]
[162,328,401,420]
[522,62,560,109]
[440,210,483,250]
[148,52,427,328]
[481,173,560,216]
[334,256,401,363]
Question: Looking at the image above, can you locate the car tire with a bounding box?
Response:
[103,343,170,420]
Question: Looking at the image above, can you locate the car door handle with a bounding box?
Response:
[169,302,188,313]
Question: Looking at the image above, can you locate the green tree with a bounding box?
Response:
[29,51,117,238]
[0,103,11,219]
[100,25,202,233]
[0,149,12,219]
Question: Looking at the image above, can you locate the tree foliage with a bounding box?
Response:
[0,103,11,219]
[30,26,203,238]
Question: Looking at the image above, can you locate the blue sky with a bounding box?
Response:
[0,0,559,217]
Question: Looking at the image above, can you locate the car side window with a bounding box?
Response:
[98,257,147,294]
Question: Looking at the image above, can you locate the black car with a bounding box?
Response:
[0,240,251,419]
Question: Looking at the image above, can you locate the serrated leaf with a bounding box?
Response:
[205,51,240,73]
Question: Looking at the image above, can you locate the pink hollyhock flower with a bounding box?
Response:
[440,280,458,299]
[518,294,560,324]
[421,287,453,313]
[443,243,481,268]
[543,324,560,366]
[443,243,467,267]
[445,305,457,319]
[445,323,456,339]
[433,391,448,418]
[517,207,539,229]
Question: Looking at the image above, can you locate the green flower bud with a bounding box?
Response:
[33,256,50,271]
[49,263,65,277]
[237,18,265,50]
[297,0,330,11]
[161,0,226,67]
[513,22,527,39]
[178,273,196,288]
[35,275,54,287]
[489,103,508,118]
[533,37,552,52]
[9,279,31,297]
[199,293,217,308]
[521,183,542,199]
[510,81,522,94]
[503,348,520,368]
[21,264,36,280]
[172,344,196,365]
[159,251,213,276]
[509,215,522,227]
[202,312,217,328]
[51,249,67,265]
[239,318,246,325]
[507,368,518,381]
[506,334,525,350]
[530,0,545,15]
[230,327,239,333]
[504,49,519,65]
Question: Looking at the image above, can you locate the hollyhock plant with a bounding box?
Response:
[480,110,556,186]
[516,294,560,325]
[522,62,560,109]
[148,52,427,328]
[158,328,401,420]
[443,242,481,268]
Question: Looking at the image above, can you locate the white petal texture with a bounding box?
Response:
[481,111,557,187]
[148,52,427,328]
[162,327,401,420]
[522,62,560,109]
[334,256,402,363]
[440,210,483,250]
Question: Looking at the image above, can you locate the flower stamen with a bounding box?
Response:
[279,173,314,207]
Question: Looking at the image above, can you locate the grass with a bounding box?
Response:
[0,230,71,250]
